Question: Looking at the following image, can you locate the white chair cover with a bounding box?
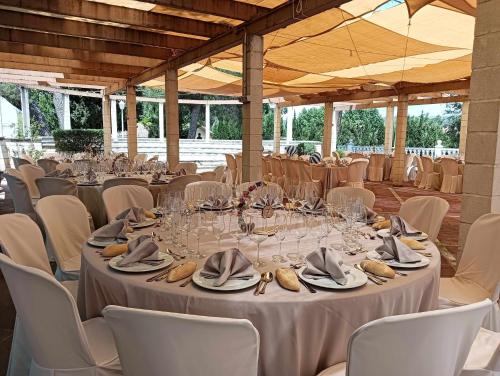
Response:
[367,154,385,182]
[270,157,285,187]
[317,300,492,376]
[20,154,35,164]
[198,171,218,181]
[56,162,74,172]
[403,153,414,182]
[37,159,59,174]
[326,187,376,209]
[163,174,202,197]
[102,185,154,221]
[440,213,500,331]
[0,254,121,376]
[36,177,77,197]
[418,155,439,189]
[12,157,31,169]
[185,181,232,202]
[440,158,463,193]
[225,154,237,186]
[18,164,45,198]
[237,181,284,200]
[174,162,197,175]
[3,171,38,224]
[345,159,369,188]
[102,305,258,376]
[398,196,449,241]
[461,328,500,376]
[102,177,149,191]
[36,195,91,280]
[295,160,323,199]
[213,165,225,182]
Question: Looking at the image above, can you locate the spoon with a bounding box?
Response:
[259,272,274,294]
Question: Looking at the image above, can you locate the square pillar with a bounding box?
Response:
[126,85,137,159]
[165,69,179,169]
[458,100,469,159]
[322,102,333,157]
[102,95,112,155]
[20,86,29,137]
[205,103,211,141]
[242,34,263,182]
[63,94,71,130]
[273,104,281,153]
[391,95,408,186]
[459,0,500,253]
[159,103,164,140]
[111,99,118,140]
[384,103,394,154]
[286,107,294,143]
[332,109,339,153]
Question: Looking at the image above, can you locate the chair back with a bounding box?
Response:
[103,305,259,376]
[102,185,154,221]
[102,177,149,191]
[36,177,77,197]
[440,157,459,176]
[327,187,376,209]
[295,160,313,183]
[174,162,197,175]
[4,171,36,218]
[281,159,297,183]
[0,213,51,274]
[213,166,225,182]
[235,155,242,184]
[164,175,202,198]
[19,164,45,198]
[261,157,271,177]
[398,196,449,241]
[134,153,147,164]
[12,157,31,169]
[348,152,364,160]
[420,155,434,172]
[346,300,491,376]
[415,156,424,171]
[347,159,369,182]
[369,153,385,169]
[0,254,96,369]
[56,162,74,172]
[36,196,91,273]
[237,181,284,200]
[270,158,284,178]
[37,158,59,174]
[185,181,232,202]
[199,171,218,181]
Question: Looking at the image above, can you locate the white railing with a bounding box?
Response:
[345,145,459,158]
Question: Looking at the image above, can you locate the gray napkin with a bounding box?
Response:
[304,198,326,212]
[252,194,282,209]
[303,247,349,285]
[390,215,422,237]
[200,248,255,287]
[92,219,128,243]
[202,196,229,210]
[375,235,422,263]
[115,207,146,224]
[366,207,378,224]
[116,235,159,267]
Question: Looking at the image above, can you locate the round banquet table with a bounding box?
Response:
[78,218,440,376]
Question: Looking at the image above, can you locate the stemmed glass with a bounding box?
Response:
[211,212,226,250]
[306,214,324,251]
[190,212,206,258]
[229,211,247,249]
[246,211,268,268]
[272,211,288,263]
[320,213,334,248]
[288,211,307,261]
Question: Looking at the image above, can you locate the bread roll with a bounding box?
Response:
[276,268,300,291]
[372,219,390,230]
[102,243,128,257]
[126,227,134,233]
[144,210,156,219]
[400,237,426,250]
[166,261,197,283]
[360,260,395,279]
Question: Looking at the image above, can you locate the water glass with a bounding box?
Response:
[272,211,288,263]
[288,212,307,261]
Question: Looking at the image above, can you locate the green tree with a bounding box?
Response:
[442,102,462,148]
[70,96,102,129]
[337,109,385,146]
[406,111,446,148]
[292,107,324,141]
[262,103,274,140]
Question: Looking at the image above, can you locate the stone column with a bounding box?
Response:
[384,103,394,154]
[323,102,333,157]
[391,95,408,186]
[205,103,211,141]
[286,107,293,144]
[459,100,470,159]
[63,94,71,130]
[111,99,118,140]
[273,104,281,153]
[241,34,263,182]
[20,86,29,137]
[126,85,137,159]
[332,109,339,153]
[459,0,500,252]
[102,95,112,155]
[165,69,179,168]
[159,103,164,140]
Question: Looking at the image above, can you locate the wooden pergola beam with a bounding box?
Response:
[127,0,351,88]
[0,0,229,38]
[353,95,469,109]
[0,9,203,50]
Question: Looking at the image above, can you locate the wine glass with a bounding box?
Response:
[211,212,226,250]
[272,211,288,263]
[229,211,247,249]
[306,215,323,251]
[288,211,307,262]
[246,211,268,268]
[190,212,206,258]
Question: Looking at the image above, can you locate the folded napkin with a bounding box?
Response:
[252,194,281,209]
[116,235,159,267]
[303,198,326,212]
[365,206,378,224]
[115,207,146,224]
[151,171,163,183]
[85,168,97,183]
[375,235,422,263]
[92,219,129,243]
[176,168,186,176]
[200,248,255,287]
[389,215,422,237]
[202,196,229,209]
[302,247,349,285]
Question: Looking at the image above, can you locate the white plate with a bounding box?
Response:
[376,228,428,241]
[192,269,260,291]
[298,265,368,289]
[87,238,119,247]
[130,218,157,228]
[366,250,431,269]
[108,251,174,273]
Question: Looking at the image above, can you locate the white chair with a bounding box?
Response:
[213,165,225,182]
[102,185,154,221]
[317,300,492,376]
[36,195,91,280]
[403,153,415,182]
[440,158,463,194]
[418,155,439,189]
[461,327,500,376]
[0,254,121,376]
[3,171,39,225]
[367,154,385,182]
[440,213,500,332]
[56,162,74,172]
[398,196,449,241]
[184,181,232,202]
[37,158,59,174]
[102,305,258,376]
[198,171,218,181]
[101,177,149,191]
[237,181,284,200]
[174,161,197,175]
[326,187,376,209]
[18,164,45,199]
[344,159,369,188]
[36,177,78,197]
[225,154,238,186]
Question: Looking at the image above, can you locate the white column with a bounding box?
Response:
[458,101,469,159]
[286,107,293,143]
[322,102,333,157]
[159,103,164,140]
[384,103,394,154]
[20,87,29,137]
[111,99,118,140]
[126,85,137,159]
[391,95,409,186]
[102,95,112,155]
[332,109,338,152]
[63,94,71,130]
[205,103,211,141]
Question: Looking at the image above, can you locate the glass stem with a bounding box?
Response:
[279,241,282,257]
[297,239,300,256]
[257,243,260,263]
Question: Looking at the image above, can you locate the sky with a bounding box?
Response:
[378,104,447,117]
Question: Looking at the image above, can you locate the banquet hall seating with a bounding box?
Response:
[418,155,439,189]
[198,171,218,181]
[403,153,415,182]
[0,255,122,376]
[12,156,31,169]
[281,158,298,195]
[440,157,463,193]
[347,152,364,160]
[261,157,272,181]
[235,154,242,185]
[56,162,74,172]
[316,299,491,376]
[225,154,238,186]
[413,156,424,186]
[18,164,45,199]
[367,153,385,182]
[213,166,226,182]
[295,160,322,199]
[344,158,369,188]
[407,155,418,182]
[37,158,59,174]
[185,181,232,202]
[163,174,201,198]
[3,170,41,226]
[270,157,285,187]
[461,327,500,375]
[36,177,77,197]
[398,196,449,241]
[20,154,35,164]
[102,305,258,376]
[174,161,197,175]
[102,185,154,221]
[439,213,500,332]
[237,181,284,200]
[36,195,91,280]
[102,177,149,191]
[326,187,376,209]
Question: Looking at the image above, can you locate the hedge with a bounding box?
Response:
[53,129,104,154]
